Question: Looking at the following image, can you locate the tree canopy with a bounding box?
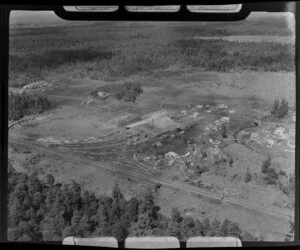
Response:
[8,166,258,242]
[9,92,56,121]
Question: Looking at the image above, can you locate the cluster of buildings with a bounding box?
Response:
[184,103,234,114]
[202,103,235,114]
[124,110,198,145]
[204,116,230,131]
[125,110,184,137]
[238,124,295,151]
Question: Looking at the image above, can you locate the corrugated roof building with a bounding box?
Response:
[125,112,182,136]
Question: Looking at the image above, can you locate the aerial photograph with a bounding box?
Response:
[8,8,295,242]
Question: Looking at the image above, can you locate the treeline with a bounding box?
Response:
[261,157,295,197]
[8,166,258,242]
[9,92,56,121]
[91,82,143,103]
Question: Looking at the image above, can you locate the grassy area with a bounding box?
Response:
[9,20,295,87]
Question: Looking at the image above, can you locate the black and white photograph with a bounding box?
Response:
[3,3,298,247]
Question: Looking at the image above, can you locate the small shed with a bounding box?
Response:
[220,116,230,123]
[253,119,261,126]
[250,132,259,141]
[287,138,295,149]
[97,92,109,99]
[274,127,285,137]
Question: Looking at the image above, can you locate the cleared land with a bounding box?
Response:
[8,14,295,241]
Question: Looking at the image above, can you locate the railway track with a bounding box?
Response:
[8,93,294,222]
[9,137,292,220]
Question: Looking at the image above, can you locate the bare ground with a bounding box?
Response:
[9,69,295,241]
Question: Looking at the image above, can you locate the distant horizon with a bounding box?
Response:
[10,10,295,28]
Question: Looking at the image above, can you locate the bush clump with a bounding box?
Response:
[264,168,279,185]
[261,157,271,174]
[261,157,279,185]
[9,92,56,121]
[220,123,229,138]
[271,98,289,118]
[91,82,143,102]
[195,164,209,176]
[245,171,252,183]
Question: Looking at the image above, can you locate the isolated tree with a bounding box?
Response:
[271,98,289,118]
[261,157,271,174]
[195,164,209,176]
[220,123,228,138]
[45,174,55,186]
[171,207,182,223]
[271,99,280,115]
[278,98,289,118]
[245,171,252,183]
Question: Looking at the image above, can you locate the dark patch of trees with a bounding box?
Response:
[8,166,258,241]
[285,220,294,241]
[261,157,271,174]
[261,157,279,185]
[245,171,252,183]
[91,82,143,102]
[9,92,56,121]
[279,174,295,197]
[271,98,289,118]
[220,123,229,138]
[195,164,209,176]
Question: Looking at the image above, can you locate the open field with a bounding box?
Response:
[8,13,295,242]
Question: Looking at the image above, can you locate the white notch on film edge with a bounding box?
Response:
[187,5,243,13]
[63,5,243,13]
[63,6,119,12]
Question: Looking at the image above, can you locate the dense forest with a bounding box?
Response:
[9,92,56,121]
[8,165,259,242]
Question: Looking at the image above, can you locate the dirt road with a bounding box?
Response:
[9,137,292,220]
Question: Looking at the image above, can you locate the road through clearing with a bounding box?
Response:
[9,137,292,220]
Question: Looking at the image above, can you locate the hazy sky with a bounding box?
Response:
[10,10,295,29]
